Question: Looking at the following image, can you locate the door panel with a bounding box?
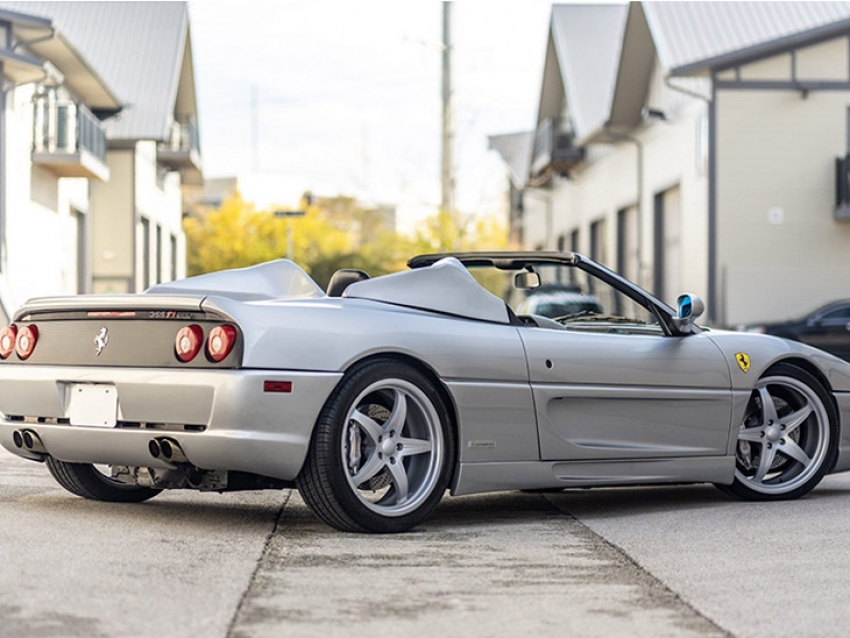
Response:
[519,328,733,461]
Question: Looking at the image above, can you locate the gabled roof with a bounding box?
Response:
[538,4,628,141]
[604,2,850,135]
[0,6,120,109]
[644,1,850,76]
[0,1,195,142]
[488,132,534,189]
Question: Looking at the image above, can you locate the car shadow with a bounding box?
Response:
[21,489,288,532]
[22,476,850,534]
[540,479,850,520]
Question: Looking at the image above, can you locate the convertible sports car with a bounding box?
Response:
[1,252,850,533]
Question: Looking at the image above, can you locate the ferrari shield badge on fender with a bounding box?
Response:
[735,352,750,373]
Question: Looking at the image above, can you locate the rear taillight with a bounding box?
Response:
[0,325,17,359]
[15,325,38,360]
[206,325,237,363]
[175,325,203,362]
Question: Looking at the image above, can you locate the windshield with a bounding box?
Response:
[467,262,662,332]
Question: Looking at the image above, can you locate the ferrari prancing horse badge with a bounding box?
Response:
[735,352,750,373]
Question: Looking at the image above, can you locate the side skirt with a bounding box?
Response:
[451,456,736,496]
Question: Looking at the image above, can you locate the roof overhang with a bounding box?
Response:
[606,3,655,133]
[0,8,121,111]
[0,47,45,84]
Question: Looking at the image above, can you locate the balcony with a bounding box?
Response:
[31,98,109,182]
[158,116,203,185]
[531,116,585,181]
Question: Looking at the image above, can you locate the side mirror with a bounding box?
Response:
[514,271,540,290]
[677,294,705,320]
[673,294,705,334]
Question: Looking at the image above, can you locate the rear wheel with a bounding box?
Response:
[297,360,454,533]
[46,458,161,503]
[718,363,838,500]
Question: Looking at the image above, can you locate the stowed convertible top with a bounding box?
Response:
[345,257,511,324]
[149,257,512,324]
[146,260,325,302]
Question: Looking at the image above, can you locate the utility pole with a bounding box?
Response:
[251,83,259,172]
[274,209,306,261]
[441,1,454,216]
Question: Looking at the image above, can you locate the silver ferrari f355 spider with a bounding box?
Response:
[1,252,849,533]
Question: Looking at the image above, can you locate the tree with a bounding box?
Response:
[184,191,348,282]
[184,191,508,293]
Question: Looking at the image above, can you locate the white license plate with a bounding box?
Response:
[67,384,118,428]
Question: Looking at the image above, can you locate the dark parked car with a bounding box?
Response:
[741,300,850,361]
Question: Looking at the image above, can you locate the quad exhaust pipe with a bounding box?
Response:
[148,437,188,463]
[11,429,190,463]
[12,429,47,454]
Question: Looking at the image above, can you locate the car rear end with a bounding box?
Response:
[0,295,340,486]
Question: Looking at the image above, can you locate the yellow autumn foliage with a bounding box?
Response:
[184,192,508,293]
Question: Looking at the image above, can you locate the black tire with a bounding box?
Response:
[46,457,161,503]
[716,363,838,501]
[297,360,454,533]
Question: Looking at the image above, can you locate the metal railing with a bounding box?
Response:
[165,116,200,154]
[533,116,583,171]
[32,97,107,163]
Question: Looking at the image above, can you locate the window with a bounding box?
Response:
[616,206,638,283]
[170,234,178,281]
[569,229,580,284]
[155,225,163,285]
[73,209,87,294]
[820,305,850,322]
[590,218,608,266]
[141,217,151,290]
[653,187,682,304]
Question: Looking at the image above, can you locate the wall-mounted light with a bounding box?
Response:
[641,107,667,121]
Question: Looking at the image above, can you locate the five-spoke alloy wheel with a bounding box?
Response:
[297,360,454,533]
[719,363,838,500]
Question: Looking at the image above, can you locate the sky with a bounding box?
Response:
[187,0,554,230]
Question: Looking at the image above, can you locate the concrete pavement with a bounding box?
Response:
[3,450,850,637]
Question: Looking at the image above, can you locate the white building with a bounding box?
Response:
[0,1,201,319]
[497,2,850,326]
[0,5,122,323]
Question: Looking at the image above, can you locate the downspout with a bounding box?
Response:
[603,124,645,289]
[664,75,716,323]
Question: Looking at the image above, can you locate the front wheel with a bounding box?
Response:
[297,361,454,533]
[718,363,838,500]
[46,458,161,503]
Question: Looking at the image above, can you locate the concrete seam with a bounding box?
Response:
[225,488,292,638]
[541,493,735,637]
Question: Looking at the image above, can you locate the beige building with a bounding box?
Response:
[499,2,850,327]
